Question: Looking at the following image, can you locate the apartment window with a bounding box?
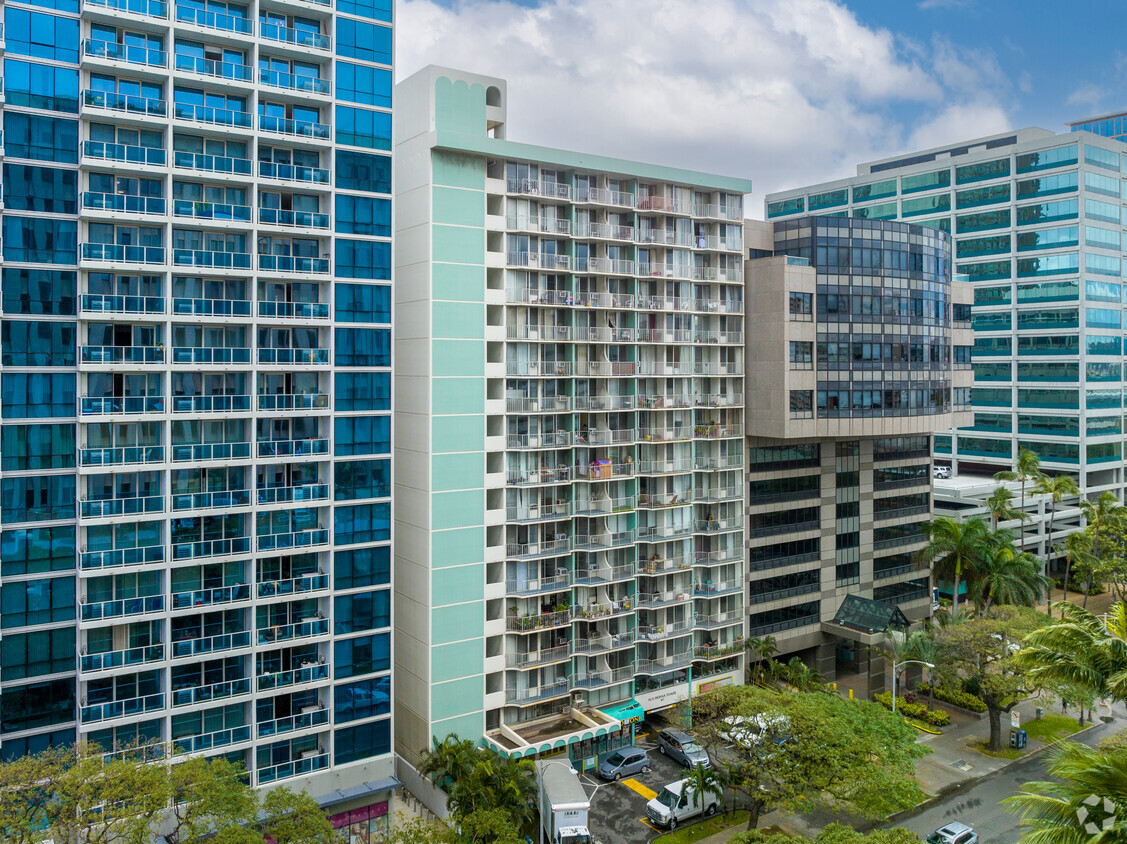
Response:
[335,195,391,236]
[336,18,392,64]
[2,218,78,265]
[334,590,390,635]
[1,527,75,576]
[334,460,390,501]
[3,60,79,112]
[333,503,390,546]
[1,424,76,471]
[335,239,390,279]
[2,269,76,317]
[0,679,75,734]
[335,547,390,590]
[336,151,391,194]
[334,676,390,723]
[334,718,390,765]
[335,373,391,411]
[1,475,76,523]
[789,341,812,370]
[3,113,78,163]
[1,577,75,627]
[789,390,812,418]
[334,632,390,678]
[336,62,392,108]
[335,328,390,367]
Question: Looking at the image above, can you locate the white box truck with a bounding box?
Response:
[536,760,592,844]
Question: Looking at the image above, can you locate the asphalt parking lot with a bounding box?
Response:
[584,721,702,844]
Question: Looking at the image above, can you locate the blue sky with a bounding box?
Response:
[397,0,1124,210]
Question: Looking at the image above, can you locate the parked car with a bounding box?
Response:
[656,728,710,768]
[646,778,720,829]
[928,822,979,844]
[933,465,951,479]
[596,745,650,780]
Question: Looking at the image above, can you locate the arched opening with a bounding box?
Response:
[486,86,502,107]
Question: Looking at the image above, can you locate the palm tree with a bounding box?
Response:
[784,656,826,692]
[419,735,536,830]
[972,530,1051,614]
[1032,473,1079,558]
[1018,601,1127,704]
[1054,531,1094,617]
[915,515,992,617]
[901,630,942,709]
[744,635,778,683]
[985,486,1026,530]
[1003,740,1127,844]
[680,762,724,828]
[1078,492,1125,607]
[419,734,478,792]
[994,447,1043,521]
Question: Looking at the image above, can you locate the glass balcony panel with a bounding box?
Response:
[257,437,329,457]
[258,22,330,50]
[171,488,251,510]
[83,90,167,116]
[257,663,327,691]
[81,644,164,672]
[84,141,166,166]
[257,348,329,365]
[81,494,164,518]
[173,297,251,317]
[173,199,252,222]
[80,445,164,466]
[80,544,164,569]
[256,529,329,552]
[170,630,250,657]
[82,395,164,415]
[82,243,166,264]
[258,115,330,140]
[173,150,253,175]
[84,39,167,67]
[81,294,165,315]
[171,536,251,560]
[171,346,251,364]
[172,249,252,269]
[86,0,168,16]
[175,5,253,33]
[259,69,331,95]
[173,103,252,128]
[174,54,253,81]
[80,346,163,364]
[81,693,164,723]
[171,678,250,707]
[257,573,328,597]
[80,595,164,620]
[257,208,329,229]
[259,161,330,184]
[82,193,165,215]
[173,724,250,753]
[257,751,328,785]
[257,393,329,411]
[170,396,252,415]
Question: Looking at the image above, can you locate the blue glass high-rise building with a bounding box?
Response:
[0,0,395,820]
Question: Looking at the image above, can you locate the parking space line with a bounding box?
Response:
[621,778,657,800]
[639,817,661,831]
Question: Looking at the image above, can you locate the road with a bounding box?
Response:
[893,715,1125,844]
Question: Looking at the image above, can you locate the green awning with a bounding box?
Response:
[600,699,644,725]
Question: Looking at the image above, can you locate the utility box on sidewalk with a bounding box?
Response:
[1009,728,1027,749]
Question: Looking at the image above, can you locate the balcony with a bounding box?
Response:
[697,393,743,409]
[505,573,570,596]
[505,396,572,414]
[635,459,694,476]
[693,579,743,598]
[173,150,253,176]
[507,216,572,237]
[171,346,250,364]
[81,595,164,621]
[175,54,253,82]
[691,486,742,503]
[81,294,165,316]
[172,678,250,707]
[505,680,570,705]
[694,610,745,630]
[257,393,330,411]
[694,642,746,661]
[257,437,329,457]
[171,536,251,560]
[505,645,569,669]
[171,630,251,658]
[86,0,168,18]
[80,345,163,365]
[573,495,633,516]
[259,69,331,95]
[258,208,330,230]
[506,610,572,633]
[636,591,691,610]
[80,544,163,570]
[81,494,163,518]
[171,583,250,609]
[258,255,330,274]
[571,671,612,689]
[256,617,330,644]
[171,395,252,414]
[81,644,164,672]
[83,89,166,117]
[81,693,164,723]
[173,199,252,223]
[257,707,329,738]
[506,502,571,524]
[83,39,167,68]
[693,202,743,221]
[748,583,820,605]
[82,243,165,265]
[506,432,571,450]
[637,228,694,248]
[171,489,251,511]
[695,517,742,534]
[575,461,634,480]
[83,140,166,166]
[257,483,329,504]
[573,531,635,551]
[584,428,636,446]
[256,529,329,552]
[639,555,693,574]
[257,663,327,691]
[174,103,252,129]
[259,301,329,320]
[506,178,572,200]
[174,725,251,754]
[506,324,572,342]
[574,395,634,411]
[637,523,693,542]
[637,195,692,215]
[175,4,253,33]
[506,538,570,559]
[257,573,329,598]
[577,187,635,208]
[573,631,635,653]
[172,249,252,270]
[507,251,571,270]
[258,115,330,140]
[257,752,328,786]
[636,622,693,642]
[573,562,635,584]
[637,394,692,410]
[80,445,164,466]
[259,161,331,185]
[636,653,693,674]
[577,257,636,275]
[172,297,251,317]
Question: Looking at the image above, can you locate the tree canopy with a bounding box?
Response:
[729,823,922,844]
[418,734,536,833]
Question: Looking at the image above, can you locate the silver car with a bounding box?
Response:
[597,745,650,780]
[928,823,979,844]
[656,728,710,769]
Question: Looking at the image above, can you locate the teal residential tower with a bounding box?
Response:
[394,66,752,768]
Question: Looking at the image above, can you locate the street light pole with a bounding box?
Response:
[891,659,935,714]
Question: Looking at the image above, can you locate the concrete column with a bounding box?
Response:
[815,641,836,683]
[868,651,886,697]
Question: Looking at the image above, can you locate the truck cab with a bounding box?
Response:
[555,827,591,844]
[646,778,720,829]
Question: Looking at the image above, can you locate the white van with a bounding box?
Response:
[645,778,720,829]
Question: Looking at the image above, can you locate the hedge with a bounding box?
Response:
[915,682,988,713]
[873,692,951,727]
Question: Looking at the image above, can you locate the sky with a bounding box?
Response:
[395,0,1126,213]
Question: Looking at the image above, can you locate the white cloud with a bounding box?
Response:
[396,0,1014,213]
[917,0,973,9]
[1066,83,1105,109]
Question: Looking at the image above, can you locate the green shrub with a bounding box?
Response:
[915,682,988,713]
[873,692,951,726]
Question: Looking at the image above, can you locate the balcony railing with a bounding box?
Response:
[171,536,251,560]
[174,725,251,754]
[257,752,328,786]
[172,678,250,707]
[172,297,251,317]
[172,199,252,222]
[174,103,252,128]
[505,574,570,596]
[259,69,331,95]
[506,502,571,523]
[171,630,251,658]
[506,645,569,668]
[505,680,570,705]
[506,538,570,558]
[256,529,329,552]
[256,617,329,644]
[81,445,164,466]
[506,178,572,200]
[172,249,252,269]
[174,53,252,81]
[257,707,328,738]
[257,393,330,411]
[175,4,252,33]
[173,150,253,176]
[171,395,252,414]
[636,619,693,640]
[506,610,572,632]
[171,583,250,609]
[83,140,166,166]
[87,0,168,17]
[258,115,330,140]
[257,573,329,598]
[636,653,694,674]
[83,39,167,67]
[258,255,330,274]
[259,301,329,319]
[81,693,164,723]
[171,346,250,364]
[171,489,251,511]
[81,494,164,518]
[507,251,571,270]
[81,644,164,672]
[82,395,163,416]
[81,294,165,315]
[257,483,329,504]
[80,345,163,364]
[578,187,636,207]
[257,437,329,457]
[259,161,331,185]
[256,348,329,365]
[81,594,164,620]
[83,89,166,116]
[257,663,328,691]
[80,544,163,570]
[82,243,165,264]
[258,208,330,229]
